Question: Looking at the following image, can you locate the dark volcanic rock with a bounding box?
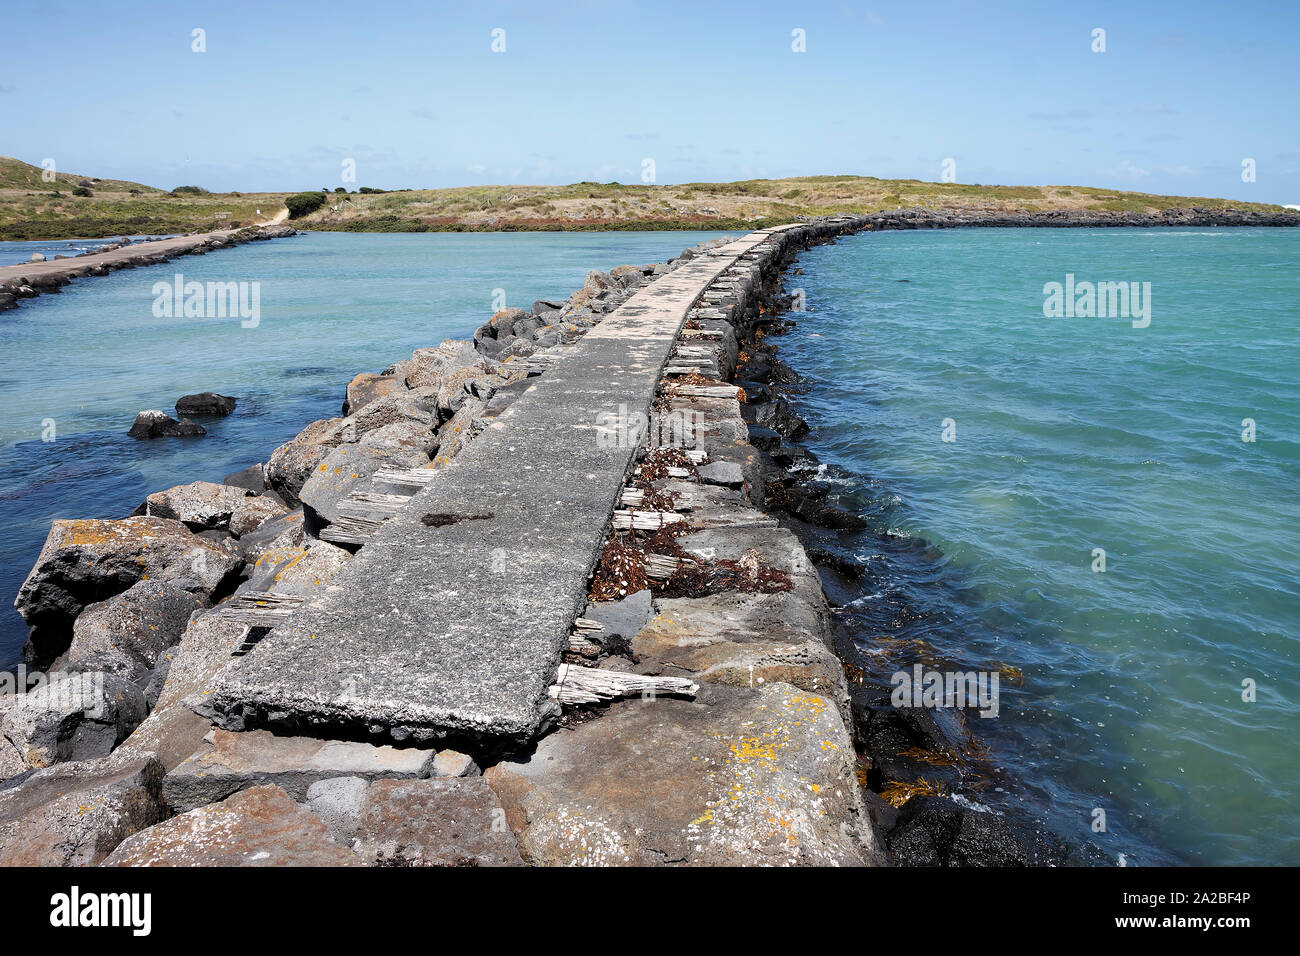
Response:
[127,410,205,439]
[223,463,267,493]
[0,672,147,768]
[746,395,809,441]
[887,795,1063,866]
[175,392,236,417]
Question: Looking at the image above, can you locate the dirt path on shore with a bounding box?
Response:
[254,207,288,226]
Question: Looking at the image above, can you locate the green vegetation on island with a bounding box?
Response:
[0,156,1289,240]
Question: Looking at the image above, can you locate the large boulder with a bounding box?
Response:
[0,672,147,769]
[886,795,1048,866]
[175,392,236,417]
[352,777,524,866]
[0,751,168,866]
[235,508,304,564]
[56,578,210,686]
[299,442,428,528]
[103,785,361,866]
[265,417,344,507]
[485,682,880,866]
[241,541,352,596]
[358,420,438,460]
[15,516,242,666]
[342,372,403,415]
[127,410,205,439]
[432,397,485,464]
[228,493,289,538]
[222,463,266,493]
[343,388,439,435]
[116,613,248,771]
[404,339,480,389]
[119,535,351,772]
[141,480,258,531]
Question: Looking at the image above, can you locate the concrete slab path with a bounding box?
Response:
[209,230,779,745]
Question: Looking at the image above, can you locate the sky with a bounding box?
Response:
[3,0,1297,203]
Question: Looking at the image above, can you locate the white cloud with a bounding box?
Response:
[1102,159,1150,179]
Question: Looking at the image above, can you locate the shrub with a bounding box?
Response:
[71,186,92,197]
[285,191,327,218]
[171,185,208,195]
[334,186,346,193]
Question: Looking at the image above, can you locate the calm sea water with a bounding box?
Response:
[782,227,1299,866]
[0,236,168,266]
[0,230,724,667]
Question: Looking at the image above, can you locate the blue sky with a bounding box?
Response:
[4,0,1297,203]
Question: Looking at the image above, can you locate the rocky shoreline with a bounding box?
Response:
[0,216,1139,867]
[850,206,1300,230]
[0,224,298,312]
[728,225,1097,865]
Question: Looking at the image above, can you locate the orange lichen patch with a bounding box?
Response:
[272,550,308,582]
[879,777,945,808]
[685,690,848,859]
[253,546,305,569]
[51,517,178,549]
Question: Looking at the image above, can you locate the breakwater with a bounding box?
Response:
[2,218,902,866]
[0,224,297,312]
[9,211,1280,866]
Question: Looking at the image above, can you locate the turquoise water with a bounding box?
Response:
[783,228,1299,866]
[0,236,167,266]
[0,230,724,667]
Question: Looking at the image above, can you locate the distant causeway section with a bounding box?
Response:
[0,224,297,312]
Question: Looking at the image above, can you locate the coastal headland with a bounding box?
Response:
[3,155,1296,241]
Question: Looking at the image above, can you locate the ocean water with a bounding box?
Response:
[780,227,1299,866]
[0,236,169,267]
[0,230,724,667]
